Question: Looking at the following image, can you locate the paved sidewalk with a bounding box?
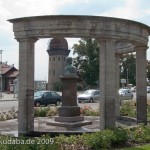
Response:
[0,92,18,101]
[0,116,137,137]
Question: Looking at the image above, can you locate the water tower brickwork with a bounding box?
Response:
[47,38,70,90]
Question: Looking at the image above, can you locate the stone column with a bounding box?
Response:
[99,39,116,130]
[136,46,147,125]
[115,53,121,118]
[17,38,38,135]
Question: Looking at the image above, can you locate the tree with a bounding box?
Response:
[147,60,150,84]
[120,53,136,86]
[72,38,99,88]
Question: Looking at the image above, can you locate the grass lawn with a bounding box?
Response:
[118,144,150,150]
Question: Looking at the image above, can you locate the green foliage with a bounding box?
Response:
[73,38,99,87]
[55,134,88,150]
[120,102,136,117]
[77,84,83,91]
[128,124,150,143]
[34,107,58,117]
[111,127,128,145]
[120,53,136,86]
[83,130,115,149]
[80,105,99,116]
[147,60,150,84]
[147,105,150,122]
[83,127,127,149]
[53,81,62,91]
[34,107,48,117]
[1,125,150,149]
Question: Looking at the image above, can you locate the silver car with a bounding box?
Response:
[118,88,133,100]
[77,89,100,103]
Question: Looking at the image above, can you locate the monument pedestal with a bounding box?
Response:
[46,76,92,130]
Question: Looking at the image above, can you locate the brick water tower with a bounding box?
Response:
[47,38,70,90]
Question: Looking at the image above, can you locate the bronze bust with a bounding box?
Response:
[64,57,76,76]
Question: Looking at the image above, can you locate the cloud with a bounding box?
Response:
[98,0,140,20]
[0,0,150,80]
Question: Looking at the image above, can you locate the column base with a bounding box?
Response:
[46,119,92,130]
[55,116,84,122]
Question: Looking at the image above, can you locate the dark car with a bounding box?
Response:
[34,90,62,107]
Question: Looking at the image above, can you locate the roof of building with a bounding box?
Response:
[1,62,18,76]
[6,70,19,77]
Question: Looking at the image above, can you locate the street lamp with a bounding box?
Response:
[127,68,128,87]
[0,50,3,99]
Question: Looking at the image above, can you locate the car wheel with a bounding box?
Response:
[35,102,41,107]
[89,98,93,103]
[55,101,60,106]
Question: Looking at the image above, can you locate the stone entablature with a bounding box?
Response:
[8,15,150,48]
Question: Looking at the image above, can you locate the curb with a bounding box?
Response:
[0,99,18,102]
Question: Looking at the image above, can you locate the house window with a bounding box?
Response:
[53,57,55,61]
[58,57,60,61]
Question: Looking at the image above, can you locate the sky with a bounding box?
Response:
[0,0,150,81]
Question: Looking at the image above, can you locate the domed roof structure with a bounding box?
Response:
[47,37,70,56]
[49,38,68,50]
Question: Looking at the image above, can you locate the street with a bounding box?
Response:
[1,92,150,112]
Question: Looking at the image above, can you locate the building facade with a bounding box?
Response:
[47,38,70,90]
[1,62,19,91]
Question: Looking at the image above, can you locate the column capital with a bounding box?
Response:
[16,37,38,43]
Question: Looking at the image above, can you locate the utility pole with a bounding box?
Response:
[0,50,3,99]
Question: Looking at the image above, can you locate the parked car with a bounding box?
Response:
[147,86,150,93]
[131,86,136,92]
[77,89,100,103]
[34,90,62,107]
[118,88,133,100]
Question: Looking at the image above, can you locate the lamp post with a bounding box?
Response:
[0,50,2,99]
[127,68,128,87]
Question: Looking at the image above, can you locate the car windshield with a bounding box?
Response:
[34,91,45,97]
[83,90,94,95]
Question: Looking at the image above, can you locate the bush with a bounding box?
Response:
[46,106,58,116]
[128,124,150,143]
[55,134,88,150]
[83,130,115,149]
[111,127,128,145]
[120,102,136,117]
[34,106,58,117]
[80,105,99,116]
[34,107,48,117]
